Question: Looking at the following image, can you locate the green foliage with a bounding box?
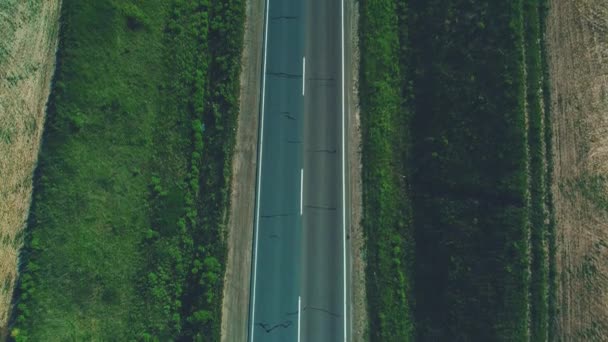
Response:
[189,310,213,325]
[361,0,554,340]
[360,0,414,340]
[538,2,557,338]
[112,1,150,30]
[11,0,245,340]
[408,0,532,340]
[137,0,244,339]
[524,0,550,340]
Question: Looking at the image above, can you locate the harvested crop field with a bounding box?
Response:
[0,0,61,334]
[547,0,608,340]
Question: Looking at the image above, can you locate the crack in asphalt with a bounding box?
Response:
[267,71,301,79]
[307,77,335,82]
[286,310,299,316]
[309,148,337,153]
[260,213,298,218]
[304,305,341,318]
[281,111,296,120]
[258,320,293,333]
[305,205,337,211]
[270,15,297,21]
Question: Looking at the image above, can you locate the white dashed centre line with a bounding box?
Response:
[302,56,306,96]
[298,296,302,342]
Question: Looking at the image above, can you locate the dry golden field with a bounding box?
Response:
[0,0,60,333]
[547,0,608,340]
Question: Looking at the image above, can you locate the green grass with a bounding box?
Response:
[13,2,168,339]
[538,1,558,338]
[408,1,530,339]
[360,0,555,340]
[524,0,550,340]
[0,1,42,62]
[576,175,608,211]
[11,0,244,340]
[359,0,415,340]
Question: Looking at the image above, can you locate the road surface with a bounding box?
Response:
[248,0,350,341]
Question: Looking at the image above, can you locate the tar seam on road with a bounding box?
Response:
[341,0,348,340]
[250,0,270,340]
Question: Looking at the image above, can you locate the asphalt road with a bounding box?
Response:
[249,0,349,341]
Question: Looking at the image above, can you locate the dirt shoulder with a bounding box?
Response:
[220,0,264,340]
[547,0,608,340]
[346,0,368,340]
[0,0,61,336]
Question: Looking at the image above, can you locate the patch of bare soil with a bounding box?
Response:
[0,0,61,335]
[547,0,608,340]
[346,0,368,341]
[220,0,264,340]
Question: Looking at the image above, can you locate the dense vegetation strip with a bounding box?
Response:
[10,0,243,340]
[359,0,415,340]
[360,0,554,340]
[538,0,558,339]
[523,0,550,340]
[409,1,530,340]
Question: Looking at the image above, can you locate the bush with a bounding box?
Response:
[112,2,150,30]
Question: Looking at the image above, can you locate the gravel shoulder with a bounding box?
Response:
[345,0,368,340]
[220,0,264,340]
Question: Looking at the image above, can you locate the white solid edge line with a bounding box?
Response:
[298,296,302,342]
[341,0,347,340]
[250,0,270,340]
[302,56,306,96]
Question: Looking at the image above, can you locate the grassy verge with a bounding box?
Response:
[359,0,415,340]
[10,0,243,340]
[409,2,530,340]
[360,0,558,340]
[538,0,558,339]
[523,0,551,340]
